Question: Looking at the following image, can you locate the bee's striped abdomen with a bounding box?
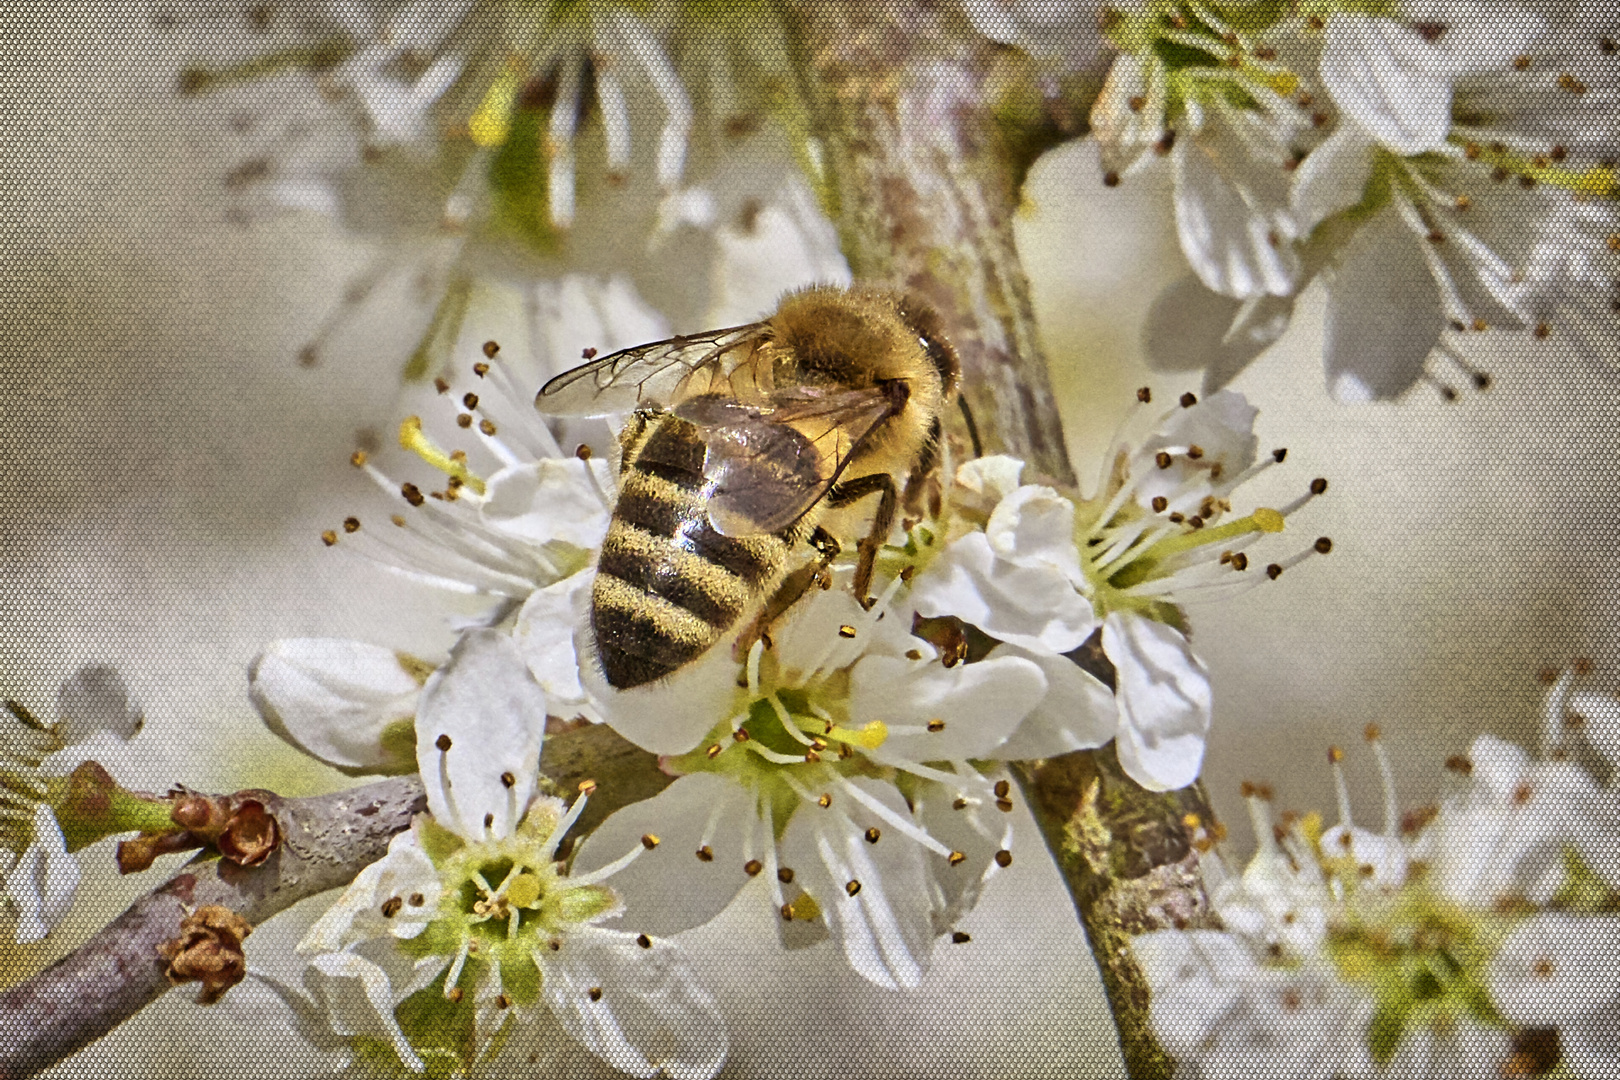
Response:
[592,416,791,688]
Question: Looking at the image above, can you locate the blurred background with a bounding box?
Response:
[5,5,1618,1078]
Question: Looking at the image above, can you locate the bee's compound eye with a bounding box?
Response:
[918,333,959,388]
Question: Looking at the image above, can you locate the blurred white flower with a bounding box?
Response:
[962,0,1112,76]
[169,1,840,378]
[571,573,1045,990]
[293,630,727,1079]
[912,390,1329,790]
[2,666,144,943]
[1093,1,1320,300]
[1140,660,1620,1079]
[1135,929,1380,1079]
[1490,912,1620,1079]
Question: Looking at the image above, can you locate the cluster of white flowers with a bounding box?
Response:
[253,357,1329,1043]
[1088,0,1620,399]
[1137,665,1620,1078]
[1,666,143,944]
[913,388,1329,790]
[167,0,844,376]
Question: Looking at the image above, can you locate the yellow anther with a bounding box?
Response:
[833,720,888,750]
[398,416,486,495]
[1254,69,1299,98]
[1251,508,1286,532]
[468,67,520,148]
[1450,135,1619,199]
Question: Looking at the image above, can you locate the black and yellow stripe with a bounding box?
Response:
[592,416,793,688]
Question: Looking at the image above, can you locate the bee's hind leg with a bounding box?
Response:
[825,474,897,609]
[732,528,842,661]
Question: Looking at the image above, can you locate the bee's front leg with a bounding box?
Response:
[826,474,897,609]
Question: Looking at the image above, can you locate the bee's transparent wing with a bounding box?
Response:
[675,387,897,537]
[534,325,765,417]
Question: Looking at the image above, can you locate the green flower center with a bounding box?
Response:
[1324,886,1509,1064]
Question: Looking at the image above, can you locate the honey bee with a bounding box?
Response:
[535,285,961,689]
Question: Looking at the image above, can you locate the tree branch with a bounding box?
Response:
[783,4,1221,1075]
[0,723,666,1080]
[785,0,1074,485]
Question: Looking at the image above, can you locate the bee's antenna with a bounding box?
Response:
[957,395,984,460]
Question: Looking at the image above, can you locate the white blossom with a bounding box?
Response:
[570,573,1046,990]
[294,630,727,1078]
[912,390,1329,790]
[1123,3,1620,396]
[1092,2,1321,300]
[961,0,1111,76]
[2,666,144,943]
[252,347,623,737]
[170,1,840,379]
[1490,912,1620,1079]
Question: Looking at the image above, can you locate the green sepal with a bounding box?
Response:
[546,882,618,925]
[418,816,467,866]
[49,761,180,853]
[392,968,481,1076]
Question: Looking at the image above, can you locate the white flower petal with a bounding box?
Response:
[1569,689,1620,769]
[480,457,614,553]
[1134,389,1260,509]
[1291,126,1376,234]
[985,485,1083,580]
[55,664,143,743]
[1104,612,1211,792]
[911,532,1097,656]
[1404,1,1545,75]
[1564,997,1620,1079]
[5,807,79,944]
[913,781,1006,936]
[1134,930,1253,1059]
[540,926,727,1080]
[1091,55,1161,177]
[985,645,1119,760]
[951,455,1026,512]
[1173,126,1300,299]
[780,779,933,990]
[1384,1017,1514,1079]
[1322,15,1455,155]
[570,774,754,937]
[298,829,441,954]
[852,652,1046,763]
[304,950,427,1073]
[1318,824,1408,889]
[1142,275,1295,391]
[513,569,597,717]
[1489,912,1620,1025]
[770,588,885,681]
[1323,207,1446,402]
[250,638,422,773]
[415,629,547,841]
[576,632,739,758]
